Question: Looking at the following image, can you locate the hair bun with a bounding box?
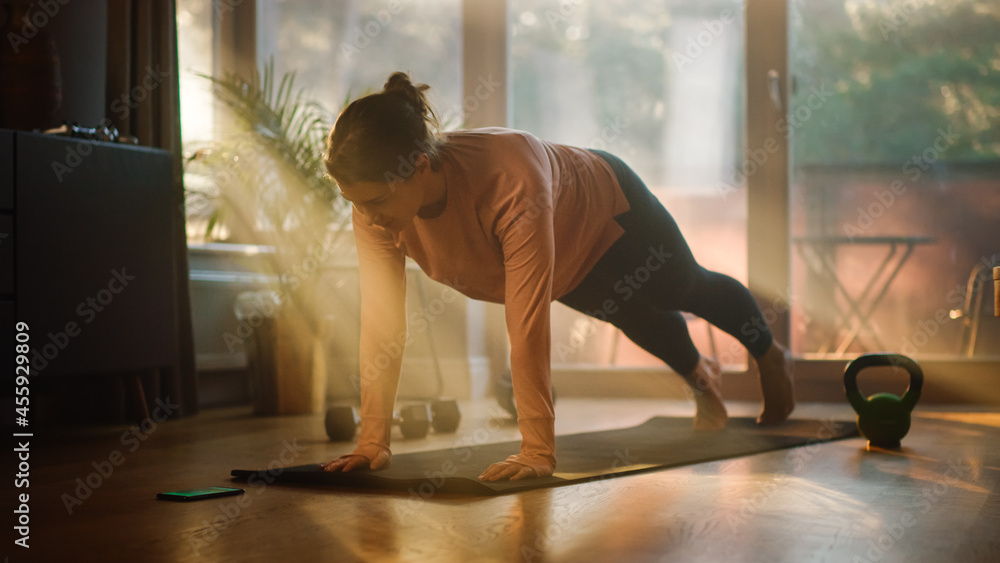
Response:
[384,71,416,92]
[384,72,429,112]
[325,72,443,184]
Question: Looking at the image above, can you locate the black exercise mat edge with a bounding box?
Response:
[231,416,859,496]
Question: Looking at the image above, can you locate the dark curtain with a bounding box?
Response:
[105,0,198,415]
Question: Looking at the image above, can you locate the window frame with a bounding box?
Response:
[198,0,998,402]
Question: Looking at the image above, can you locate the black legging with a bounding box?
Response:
[557,150,773,376]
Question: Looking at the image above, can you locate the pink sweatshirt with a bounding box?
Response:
[352,127,630,475]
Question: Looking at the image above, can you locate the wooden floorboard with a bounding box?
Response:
[16,398,1000,562]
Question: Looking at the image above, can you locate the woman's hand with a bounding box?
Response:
[321,455,370,472]
[321,449,391,472]
[478,459,549,482]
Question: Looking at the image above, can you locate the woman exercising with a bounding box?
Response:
[321,72,795,482]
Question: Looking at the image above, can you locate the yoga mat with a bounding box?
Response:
[231,417,858,496]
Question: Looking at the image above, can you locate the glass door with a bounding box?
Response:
[788,0,1000,363]
[511,0,751,371]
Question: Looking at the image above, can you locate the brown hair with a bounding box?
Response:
[324,72,443,185]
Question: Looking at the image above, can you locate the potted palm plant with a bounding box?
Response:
[184,60,352,415]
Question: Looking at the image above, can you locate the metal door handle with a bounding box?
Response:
[768,69,782,111]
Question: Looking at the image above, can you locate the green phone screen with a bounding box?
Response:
[173,487,240,497]
[157,487,244,501]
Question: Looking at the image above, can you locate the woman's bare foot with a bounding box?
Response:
[755,341,795,425]
[686,356,728,431]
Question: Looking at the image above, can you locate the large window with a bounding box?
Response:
[512,0,749,368]
[788,0,1000,360]
[177,0,1000,380]
[179,0,462,147]
[176,0,215,147]
[257,0,462,128]
[177,0,462,242]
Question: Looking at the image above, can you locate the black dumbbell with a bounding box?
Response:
[395,399,462,437]
[430,398,461,433]
[324,404,428,440]
[395,403,433,439]
[324,399,461,441]
[324,406,360,442]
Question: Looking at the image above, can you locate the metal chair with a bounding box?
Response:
[950,263,990,357]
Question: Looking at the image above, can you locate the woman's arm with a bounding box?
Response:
[479,177,558,481]
[325,210,406,472]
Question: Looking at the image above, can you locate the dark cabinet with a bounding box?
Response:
[2,129,182,417]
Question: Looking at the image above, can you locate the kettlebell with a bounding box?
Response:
[844,353,923,448]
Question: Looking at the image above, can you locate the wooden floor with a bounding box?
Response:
[21,397,1000,562]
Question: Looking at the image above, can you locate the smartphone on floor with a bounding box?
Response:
[157,487,245,502]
